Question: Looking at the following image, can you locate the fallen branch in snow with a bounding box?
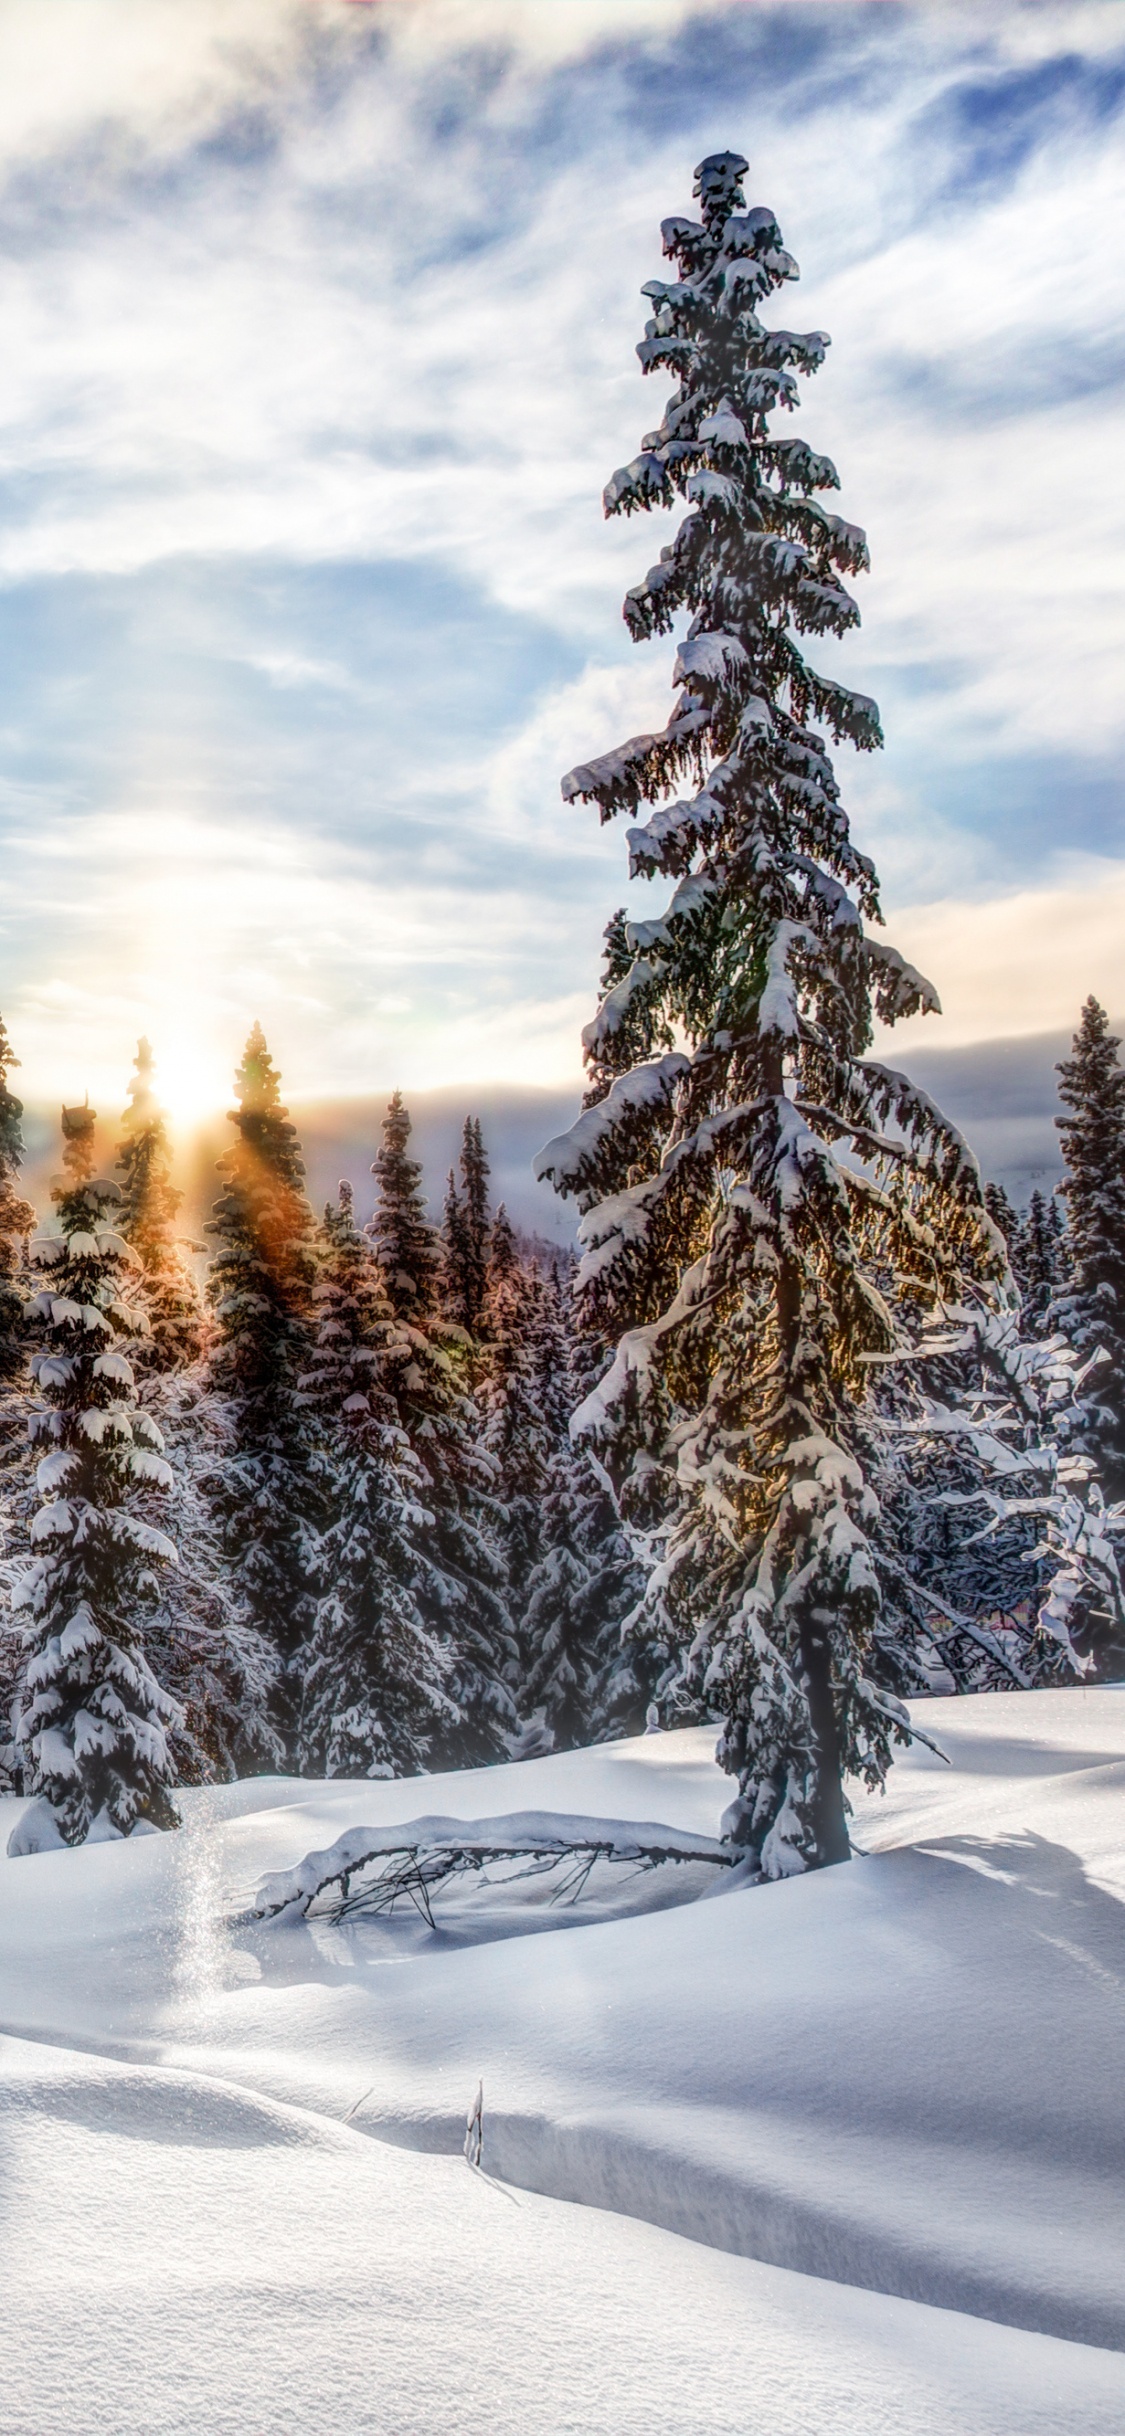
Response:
[247,1811,736,1927]
[464,2079,483,2169]
[462,2081,521,2204]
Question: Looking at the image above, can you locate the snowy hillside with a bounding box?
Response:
[2,1686,1124,2434]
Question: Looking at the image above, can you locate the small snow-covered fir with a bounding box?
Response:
[9,1101,180,1846]
[297,1182,458,1778]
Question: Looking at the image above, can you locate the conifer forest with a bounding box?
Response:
[3,31,1125,2432]
[2,152,1123,1866]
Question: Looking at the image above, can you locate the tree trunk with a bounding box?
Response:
[799,1609,851,1867]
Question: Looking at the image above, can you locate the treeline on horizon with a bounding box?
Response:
[0,1015,652,1844]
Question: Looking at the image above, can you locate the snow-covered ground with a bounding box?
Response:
[2,1687,1123,2434]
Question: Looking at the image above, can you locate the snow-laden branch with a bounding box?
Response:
[248,1810,735,1927]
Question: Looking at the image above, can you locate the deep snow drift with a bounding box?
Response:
[1,1687,1123,2434]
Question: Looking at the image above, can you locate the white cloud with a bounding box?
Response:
[0,0,1123,1110]
[876,857,1125,1051]
[0,799,595,1117]
[796,128,1125,760]
[240,649,365,694]
[482,653,676,848]
[0,0,1121,739]
[0,0,316,169]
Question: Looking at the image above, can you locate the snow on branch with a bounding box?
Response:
[248,1811,735,1928]
[863,940,942,1025]
[534,1055,688,1206]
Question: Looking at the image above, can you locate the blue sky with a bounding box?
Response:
[0,0,1123,1129]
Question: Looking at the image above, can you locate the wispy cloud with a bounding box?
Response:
[878,856,1125,1051]
[0,0,1122,1114]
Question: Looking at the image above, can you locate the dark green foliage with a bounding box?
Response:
[144,1371,283,1785]
[297,1187,458,1776]
[367,1097,517,1763]
[204,1027,319,1725]
[1014,1189,1062,1338]
[482,1207,554,1615]
[519,1287,651,1750]
[441,1117,492,1341]
[869,1306,1125,1690]
[13,1101,180,1841]
[0,1013,34,1390]
[369,1090,443,1325]
[116,1038,203,1371]
[460,1117,491,1336]
[1052,997,1125,1494]
[983,1181,1018,1254]
[442,1165,473,1338]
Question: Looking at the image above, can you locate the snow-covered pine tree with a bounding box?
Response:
[298,1182,457,1777]
[203,1026,319,1740]
[537,151,1004,1875]
[870,1303,1125,1689]
[440,1117,492,1344]
[367,1095,517,1763]
[0,1016,34,1399]
[9,1102,181,1846]
[983,1180,1019,1258]
[0,1013,36,1768]
[461,1117,491,1337]
[1014,1188,1058,1339]
[482,1206,554,1618]
[1052,997,1125,1495]
[116,1038,203,1370]
[442,1164,473,1338]
[369,1090,443,1325]
[145,1369,283,1784]
[517,1269,649,1749]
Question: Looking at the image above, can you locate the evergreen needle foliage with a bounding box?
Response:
[367,1095,518,1762]
[0,1013,35,1390]
[13,1102,180,1842]
[538,151,1004,1875]
[1052,996,1125,1495]
[441,1121,491,1346]
[116,1037,203,1370]
[299,1183,457,1777]
[204,1025,319,1736]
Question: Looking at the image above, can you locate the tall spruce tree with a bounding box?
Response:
[203,1026,318,1740]
[517,1271,650,1749]
[116,1038,203,1370]
[537,151,1003,1874]
[1052,996,1125,1494]
[0,1014,34,1390]
[9,1103,180,1846]
[482,1207,554,1619]
[145,1369,283,1784]
[983,1180,1019,1258]
[441,1117,492,1342]
[442,1165,473,1338]
[0,1019,37,1783]
[1014,1188,1059,1339]
[461,1117,491,1336]
[369,1090,443,1324]
[367,1095,517,1762]
[298,1184,457,1776]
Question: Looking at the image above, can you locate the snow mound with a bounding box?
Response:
[249,1809,733,1921]
[1,1690,1124,2431]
